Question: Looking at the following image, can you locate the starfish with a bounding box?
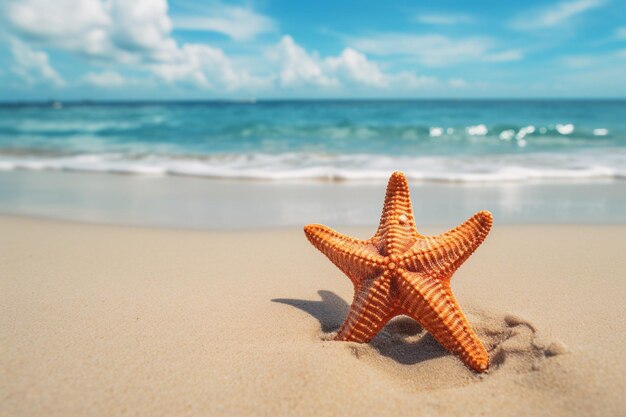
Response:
[304,172,493,372]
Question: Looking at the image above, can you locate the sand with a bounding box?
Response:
[1,215,625,416]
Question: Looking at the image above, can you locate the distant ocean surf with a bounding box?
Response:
[1,100,625,182]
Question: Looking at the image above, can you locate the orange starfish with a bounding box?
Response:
[304,172,493,372]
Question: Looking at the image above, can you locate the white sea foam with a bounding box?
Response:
[556,124,574,135]
[515,125,535,139]
[593,128,609,136]
[467,124,488,136]
[1,150,625,183]
[1,120,142,133]
[429,127,443,137]
[499,130,515,141]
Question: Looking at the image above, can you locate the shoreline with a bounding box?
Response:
[1,211,625,233]
[1,215,625,416]
[1,170,626,230]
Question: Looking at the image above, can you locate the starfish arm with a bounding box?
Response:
[335,275,396,342]
[396,269,489,372]
[304,224,384,285]
[373,172,420,255]
[401,210,493,279]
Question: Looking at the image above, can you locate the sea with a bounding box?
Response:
[0,100,625,228]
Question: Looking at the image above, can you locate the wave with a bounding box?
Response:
[0,120,145,133]
[1,150,625,182]
[0,119,613,141]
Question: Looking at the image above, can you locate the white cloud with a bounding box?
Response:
[5,0,112,58]
[82,70,127,87]
[272,36,437,90]
[5,0,91,37]
[325,48,388,87]
[107,0,176,59]
[3,1,440,93]
[4,0,262,90]
[510,0,604,31]
[173,4,276,41]
[9,38,66,86]
[351,34,490,66]
[4,0,176,62]
[350,34,521,67]
[272,36,338,87]
[415,13,474,25]
[150,43,267,90]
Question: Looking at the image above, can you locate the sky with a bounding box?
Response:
[1,0,625,100]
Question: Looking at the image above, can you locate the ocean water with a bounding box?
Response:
[1,99,625,182]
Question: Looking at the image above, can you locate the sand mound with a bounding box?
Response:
[275,290,568,392]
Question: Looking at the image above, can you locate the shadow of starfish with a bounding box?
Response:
[371,326,448,365]
[272,290,448,365]
[272,290,349,332]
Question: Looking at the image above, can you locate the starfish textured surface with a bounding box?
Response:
[304,171,493,372]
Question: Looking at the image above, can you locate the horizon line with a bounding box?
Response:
[1,97,625,105]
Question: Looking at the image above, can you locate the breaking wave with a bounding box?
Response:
[1,150,625,182]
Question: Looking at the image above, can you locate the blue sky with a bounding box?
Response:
[1,0,625,100]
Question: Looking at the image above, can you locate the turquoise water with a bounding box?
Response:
[0,100,625,181]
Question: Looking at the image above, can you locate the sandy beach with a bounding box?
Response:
[1,215,624,416]
[3,0,626,414]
